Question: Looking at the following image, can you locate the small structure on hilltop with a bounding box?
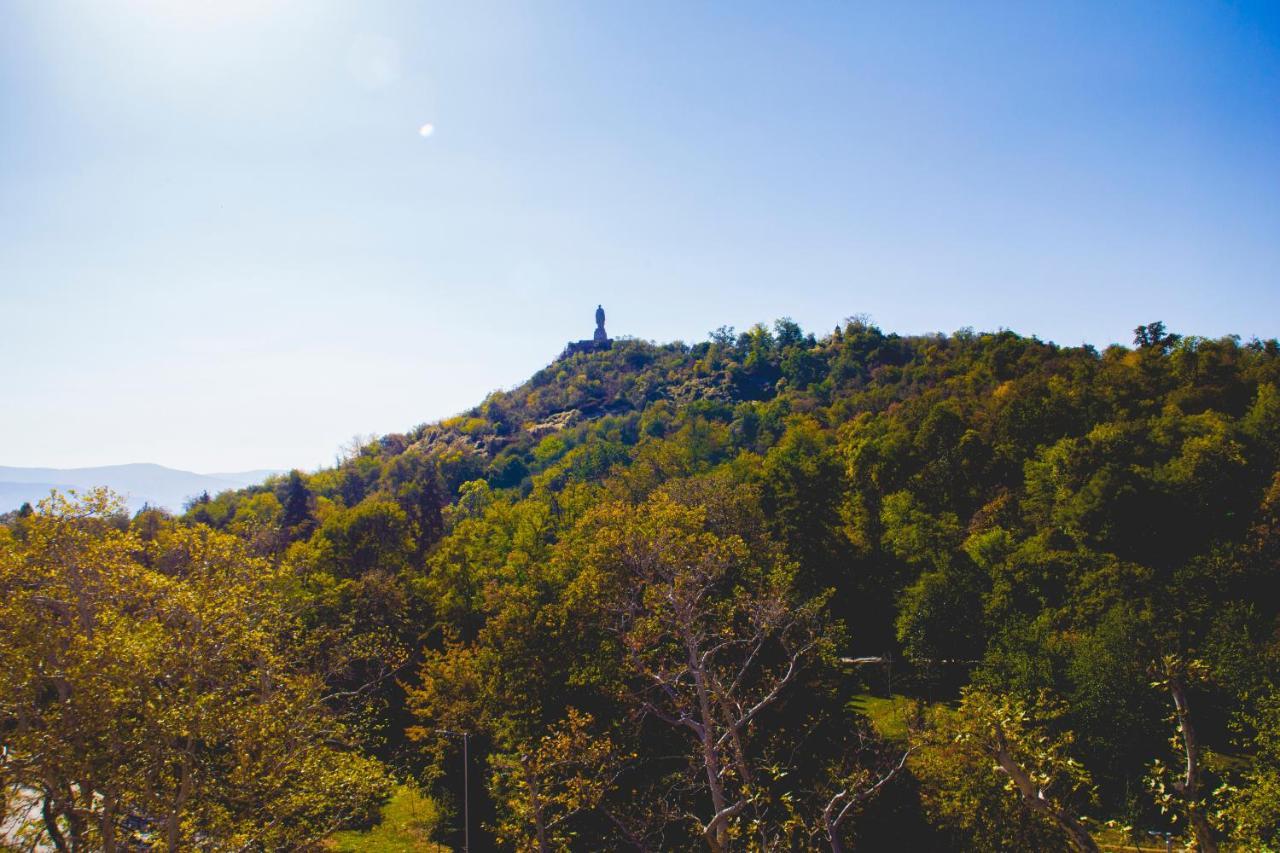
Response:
[594,304,608,343]
[560,304,612,359]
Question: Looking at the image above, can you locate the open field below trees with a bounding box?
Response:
[327,786,446,852]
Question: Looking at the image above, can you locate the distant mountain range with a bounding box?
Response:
[0,464,282,514]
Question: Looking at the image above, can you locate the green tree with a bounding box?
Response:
[922,688,1099,852]
[1222,685,1280,848]
[280,468,316,537]
[1133,321,1181,353]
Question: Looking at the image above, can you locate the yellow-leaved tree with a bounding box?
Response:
[0,490,390,851]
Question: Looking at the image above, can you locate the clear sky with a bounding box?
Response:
[2,1,1277,473]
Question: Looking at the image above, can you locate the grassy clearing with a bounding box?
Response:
[1091,826,1185,851]
[327,784,446,852]
[848,692,920,742]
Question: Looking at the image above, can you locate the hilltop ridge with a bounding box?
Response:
[191,316,1280,520]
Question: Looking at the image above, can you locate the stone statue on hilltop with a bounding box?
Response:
[593,304,608,343]
[560,304,613,359]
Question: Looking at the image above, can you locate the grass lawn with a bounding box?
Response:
[1091,825,1187,851]
[848,692,920,742]
[327,784,447,852]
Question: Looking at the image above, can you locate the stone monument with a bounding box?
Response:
[593,304,608,343]
[561,305,613,359]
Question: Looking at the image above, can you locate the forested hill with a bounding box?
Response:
[6,318,1280,850]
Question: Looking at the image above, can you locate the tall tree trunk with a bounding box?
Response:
[167,746,194,851]
[691,658,730,852]
[521,755,550,853]
[1166,675,1218,853]
[100,788,118,853]
[41,792,70,853]
[64,786,88,853]
[826,817,846,853]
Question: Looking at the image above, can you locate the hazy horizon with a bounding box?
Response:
[0,462,286,515]
[3,1,1277,472]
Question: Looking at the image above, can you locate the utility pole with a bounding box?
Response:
[468,727,473,850]
[436,729,470,853]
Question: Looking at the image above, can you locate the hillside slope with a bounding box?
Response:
[165,317,1280,849]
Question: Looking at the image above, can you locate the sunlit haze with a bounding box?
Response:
[2,1,1277,472]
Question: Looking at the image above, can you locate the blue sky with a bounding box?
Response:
[2,1,1277,472]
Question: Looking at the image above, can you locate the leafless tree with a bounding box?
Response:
[605,503,828,852]
[813,724,913,853]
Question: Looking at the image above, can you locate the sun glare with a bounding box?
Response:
[130,0,284,28]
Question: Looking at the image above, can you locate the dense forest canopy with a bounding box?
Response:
[4,317,1280,851]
